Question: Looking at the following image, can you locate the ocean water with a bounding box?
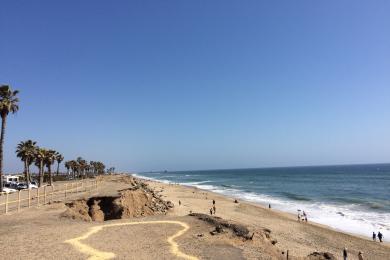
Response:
[135,164,390,241]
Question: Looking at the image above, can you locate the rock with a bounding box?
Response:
[166,201,174,208]
[189,213,251,238]
[307,252,336,260]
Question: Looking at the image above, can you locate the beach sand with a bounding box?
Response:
[145,178,390,260]
[0,174,388,260]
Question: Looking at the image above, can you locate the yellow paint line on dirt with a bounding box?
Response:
[65,220,199,260]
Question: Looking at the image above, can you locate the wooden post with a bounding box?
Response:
[44,186,47,204]
[37,187,40,206]
[28,189,31,208]
[5,193,9,214]
[17,190,21,212]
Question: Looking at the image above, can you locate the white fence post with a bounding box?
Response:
[5,193,8,214]
[44,186,47,205]
[17,191,21,212]
[37,187,40,207]
[28,189,31,208]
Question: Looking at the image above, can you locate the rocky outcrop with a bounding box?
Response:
[189,213,254,239]
[307,252,336,260]
[62,180,173,222]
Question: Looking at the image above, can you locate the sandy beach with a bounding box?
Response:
[144,177,390,259]
[0,174,388,260]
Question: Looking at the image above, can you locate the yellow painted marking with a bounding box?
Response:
[65,220,198,260]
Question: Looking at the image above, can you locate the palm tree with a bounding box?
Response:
[0,85,19,192]
[90,161,96,176]
[96,161,106,175]
[64,161,71,177]
[34,148,46,187]
[85,164,90,178]
[76,157,86,178]
[55,152,64,176]
[44,150,56,185]
[69,160,78,179]
[16,140,37,188]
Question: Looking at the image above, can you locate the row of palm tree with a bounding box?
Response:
[64,158,105,179]
[0,84,110,192]
[16,140,63,188]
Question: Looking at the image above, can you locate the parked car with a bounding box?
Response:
[1,187,17,194]
[16,183,38,190]
[29,183,38,189]
[17,183,28,190]
[8,182,19,189]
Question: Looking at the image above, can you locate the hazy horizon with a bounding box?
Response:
[1,1,389,173]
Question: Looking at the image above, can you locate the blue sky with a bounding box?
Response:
[1,1,390,172]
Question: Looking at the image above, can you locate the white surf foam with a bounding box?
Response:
[133,174,389,241]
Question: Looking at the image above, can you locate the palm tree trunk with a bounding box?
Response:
[24,160,30,189]
[27,163,32,183]
[48,166,53,186]
[56,162,60,176]
[39,161,44,187]
[0,114,7,192]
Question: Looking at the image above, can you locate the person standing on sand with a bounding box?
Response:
[358,251,364,260]
[343,248,348,260]
[378,231,383,242]
[213,205,216,214]
[268,204,271,209]
[179,200,181,206]
[213,199,215,205]
[209,208,213,215]
[372,232,376,241]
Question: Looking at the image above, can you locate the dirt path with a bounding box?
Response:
[65,220,198,260]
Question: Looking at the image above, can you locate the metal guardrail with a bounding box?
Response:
[0,180,99,214]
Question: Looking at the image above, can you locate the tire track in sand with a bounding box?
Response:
[65,220,199,260]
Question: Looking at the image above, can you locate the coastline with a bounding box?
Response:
[134,173,389,243]
[0,174,388,259]
[135,175,390,259]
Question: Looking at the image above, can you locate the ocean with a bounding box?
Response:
[135,164,390,241]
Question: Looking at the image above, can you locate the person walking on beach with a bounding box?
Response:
[378,231,383,242]
[213,199,215,205]
[358,251,364,260]
[302,211,308,222]
[268,204,271,209]
[297,212,301,222]
[343,248,348,260]
[372,232,376,241]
